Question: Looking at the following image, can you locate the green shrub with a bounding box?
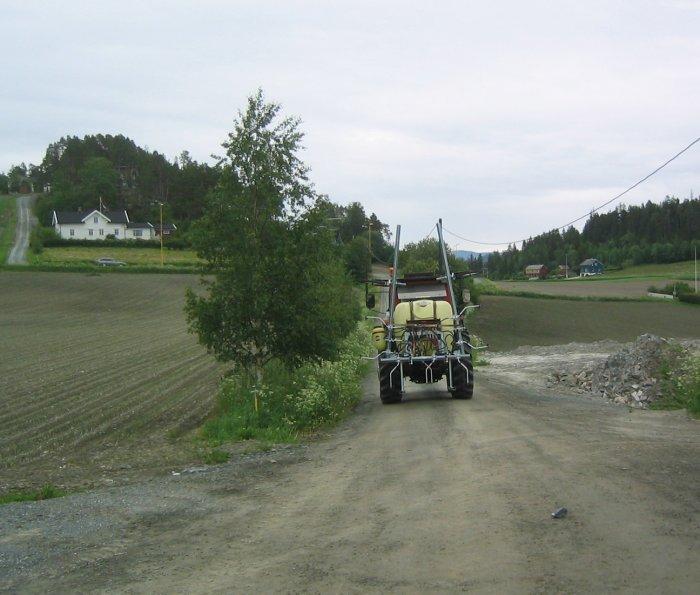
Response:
[678,292,700,305]
[652,352,700,416]
[648,282,693,296]
[29,226,60,254]
[201,323,372,444]
[0,484,65,505]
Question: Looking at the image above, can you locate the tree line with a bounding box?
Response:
[479,197,698,279]
[2,131,392,275]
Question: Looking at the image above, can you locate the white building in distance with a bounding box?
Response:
[52,209,160,241]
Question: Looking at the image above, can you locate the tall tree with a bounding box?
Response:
[185,90,358,382]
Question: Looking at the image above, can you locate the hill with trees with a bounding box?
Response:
[3,132,392,274]
[481,197,699,279]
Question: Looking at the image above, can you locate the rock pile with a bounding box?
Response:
[547,334,687,408]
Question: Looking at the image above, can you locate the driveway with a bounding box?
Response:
[7,194,35,265]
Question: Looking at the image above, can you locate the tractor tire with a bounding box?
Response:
[451,358,474,399]
[379,363,402,404]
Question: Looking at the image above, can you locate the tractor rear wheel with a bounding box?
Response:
[451,359,474,399]
[379,363,402,404]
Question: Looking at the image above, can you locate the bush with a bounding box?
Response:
[201,323,372,444]
[678,292,700,305]
[653,352,700,416]
[42,237,161,248]
[647,281,693,296]
[29,226,60,254]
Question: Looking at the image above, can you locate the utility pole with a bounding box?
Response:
[367,220,372,279]
[565,253,568,278]
[695,244,697,293]
[159,202,164,267]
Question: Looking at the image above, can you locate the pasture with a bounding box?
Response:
[471,295,700,351]
[0,271,224,493]
[32,245,200,267]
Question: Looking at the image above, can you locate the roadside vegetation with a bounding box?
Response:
[202,324,371,445]
[652,350,700,416]
[0,484,65,506]
[187,90,371,448]
[30,246,200,267]
[0,194,16,263]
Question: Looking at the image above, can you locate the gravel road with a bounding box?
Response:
[7,195,35,265]
[1,371,698,593]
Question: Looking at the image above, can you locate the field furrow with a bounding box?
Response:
[0,272,225,483]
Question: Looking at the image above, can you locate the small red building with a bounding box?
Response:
[525,264,548,279]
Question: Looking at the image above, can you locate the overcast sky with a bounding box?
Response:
[2,0,698,246]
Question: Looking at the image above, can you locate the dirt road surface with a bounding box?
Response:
[1,371,698,593]
[6,194,35,264]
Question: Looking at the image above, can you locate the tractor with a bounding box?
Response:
[367,219,477,404]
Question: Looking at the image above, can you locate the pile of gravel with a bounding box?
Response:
[548,334,689,408]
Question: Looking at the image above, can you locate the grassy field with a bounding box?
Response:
[471,295,700,351]
[493,260,698,298]
[597,260,696,279]
[31,245,200,267]
[0,271,225,493]
[0,195,16,263]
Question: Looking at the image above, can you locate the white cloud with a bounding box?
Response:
[1,0,698,245]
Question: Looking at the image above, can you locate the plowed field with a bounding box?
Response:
[0,271,224,492]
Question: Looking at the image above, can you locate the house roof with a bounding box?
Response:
[580,258,602,266]
[154,223,177,231]
[54,209,129,225]
[525,264,546,271]
[126,222,153,229]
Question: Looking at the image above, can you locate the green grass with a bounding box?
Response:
[599,260,696,279]
[32,245,200,267]
[1,263,201,274]
[202,449,230,464]
[484,287,650,302]
[651,351,700,417]
[0,484,66,505]
[0,194,17,263]
[471,295,700,351]
[201,324,372,446]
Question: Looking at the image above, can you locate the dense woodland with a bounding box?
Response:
[473,197,699,279]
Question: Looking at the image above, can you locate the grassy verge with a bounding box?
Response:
[1,263,201,274]
[32,245,200,267]
[0,194,17,263]
[478,278,651,302]
[652,351,700,417]
[0,484,66,505]
[201,323,372,447]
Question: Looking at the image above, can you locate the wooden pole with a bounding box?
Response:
[160,203,164,267]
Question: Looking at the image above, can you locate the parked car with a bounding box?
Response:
[95,257,126,267]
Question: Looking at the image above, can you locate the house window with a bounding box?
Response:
[89,229,94,236]
[94,216,98,224]
[70,229,75,237]
[133,229,143,237]
[99,229,104,236]
[114,229,119,236]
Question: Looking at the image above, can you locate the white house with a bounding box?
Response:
[52,209,156,241]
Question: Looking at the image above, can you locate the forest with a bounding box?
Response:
[477,197,699,279]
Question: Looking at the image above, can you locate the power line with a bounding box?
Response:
[420,223,436,242]
[442,136,700,248]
